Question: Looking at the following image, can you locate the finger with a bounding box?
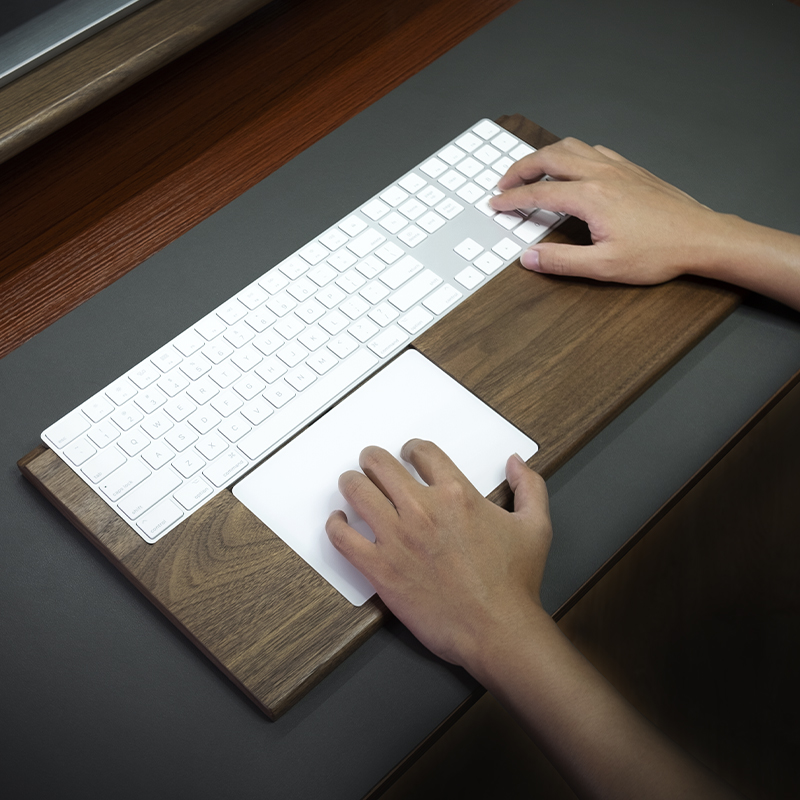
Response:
[490,179,589,219]
[337,467,399,535]
[506,454,549,519]
[497,137,607,190]
[358,444,421,502]
[400,438,469,488]
[496,152,549,190]
[326,509,376,571]
[520,241,611,280]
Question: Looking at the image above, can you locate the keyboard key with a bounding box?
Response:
[241,400,274,426]
[438,170,466,191]
[44,411,91,449]
[495,210,524,230]
[99,459,150,502]
[417,185,445,206]
[398,198,426,220]
[118,469,182,520]
[454,238,484,260]
[380,185,408,206]
[218,415,252,443]
[438,144,466,165]
[455,266,484,290]
[379,211,408,235]
[348,228,386,258]
[318,228,348,251]
[398,226,427,247]
[141,441,175,470]
[338,214,368,236]
[381,255,423,289]
[492,238,522,259]
[196,433,229,461]
[238,349,378,460]
[435,198,464,220]
[348,319,379,343]
[118,430,149,457]
[419,157,446,177]
[174,477,214,511]
[129,361,161,389]
[63,438,96,466]
[141,410,175,437]
[475,169,500,190]
[328,248,358,271]
[491,131,519,152]
[136,499,183,541]
[473,119,500,139]
[455,131,482,151]
[397,172,426,193]
[299,241,329,265]
[368,325,408,358]
[81,394,114,423]
[357,255,387,279]
[474,144,501,165]
[285,366,317,392]
[87,421,120,449]
[374,243,404,264]
[389,270,442,312]
[510,142,535,160]
[398,306,433,334]
[216,299,247,326]
[82,447,126,484]
[263,382,296,408]
[165,424,199,452]
[172,451,205,479]
[417,211,445,234]
[456,157,482,178]
[423,284,462,315]
[362,199,390,220]
[474,251,504,275]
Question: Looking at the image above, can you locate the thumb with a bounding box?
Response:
[505,454,549,520]
[521,242,601,279]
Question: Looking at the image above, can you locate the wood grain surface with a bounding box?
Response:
[0,0,276,164]
[18,115,739,718]
[0,0,521,361]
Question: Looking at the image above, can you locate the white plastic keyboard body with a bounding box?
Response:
[42,119,565,543]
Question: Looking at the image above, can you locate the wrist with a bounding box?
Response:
[461,598,556,687]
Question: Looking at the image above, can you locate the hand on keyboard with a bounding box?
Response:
[490,136,719,286]
[326,440,552,667]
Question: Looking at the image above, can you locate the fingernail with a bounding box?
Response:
[520,248,540,271]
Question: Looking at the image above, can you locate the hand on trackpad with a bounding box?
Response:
[233,350,538,605]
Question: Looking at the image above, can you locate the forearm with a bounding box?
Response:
[693,213,800,312]
[466,604,740,800]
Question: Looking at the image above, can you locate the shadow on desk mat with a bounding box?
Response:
[17,114,741,719]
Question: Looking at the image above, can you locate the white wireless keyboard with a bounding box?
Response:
[42,119,565,543]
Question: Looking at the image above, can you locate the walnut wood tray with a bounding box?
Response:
[18,115,739,718]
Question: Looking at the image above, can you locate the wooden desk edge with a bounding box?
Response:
[0,0,274,165]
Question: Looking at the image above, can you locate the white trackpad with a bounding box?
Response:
[232,349,538,605]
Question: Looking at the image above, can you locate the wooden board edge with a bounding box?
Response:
[0,0,275,164]
[18,444,389,719]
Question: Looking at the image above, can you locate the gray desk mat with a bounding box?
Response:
[2,0,800,797]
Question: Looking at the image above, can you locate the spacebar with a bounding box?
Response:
[238,349,380,461]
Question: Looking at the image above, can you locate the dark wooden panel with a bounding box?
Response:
[0,0,521,360]
[0,0,275,164]
[19,445,386,718]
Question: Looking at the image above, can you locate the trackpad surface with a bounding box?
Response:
[233,349,538,605]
